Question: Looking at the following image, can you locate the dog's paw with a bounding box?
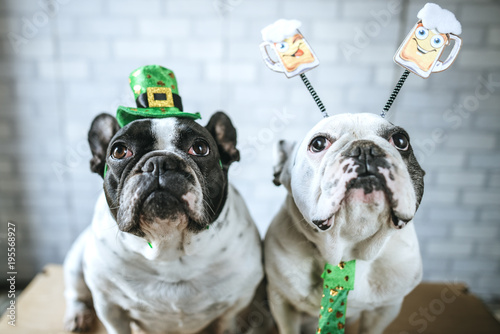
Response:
[64,309,95,333]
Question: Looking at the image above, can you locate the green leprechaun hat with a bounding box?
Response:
[116,65,201,127]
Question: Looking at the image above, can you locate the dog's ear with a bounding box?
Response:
[205,111,240,168]
[88,113,120,177]
[273,140,296,189]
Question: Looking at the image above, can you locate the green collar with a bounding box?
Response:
[317,260,356,333]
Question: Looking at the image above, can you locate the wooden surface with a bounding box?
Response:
[0,264,106,334]
[347,282,500,334]
[1,264,499,333]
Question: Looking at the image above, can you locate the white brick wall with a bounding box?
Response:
[38,60,89,79]
[112,40,167,59]
[0,0,499,303]
[426,240,475,257]
[436,171,487,187]
[488,27,500,46]
[80,18,135,37]
[461,4,500,24]
[463,190,500,206]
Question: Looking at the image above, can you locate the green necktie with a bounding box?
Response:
[317,260,356,333]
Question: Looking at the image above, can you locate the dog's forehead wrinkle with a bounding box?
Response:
[375,121,399,137]
[307,126,395,162]
[311,113,389,136]
[152,118,180,150]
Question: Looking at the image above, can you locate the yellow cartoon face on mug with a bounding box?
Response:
[401,23,449,72]
[274,34,315,72]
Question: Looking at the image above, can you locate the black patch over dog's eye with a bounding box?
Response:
[309,136,330,153]
[390,133,409,151]
[188,139,210,157]
[111,144,132,159]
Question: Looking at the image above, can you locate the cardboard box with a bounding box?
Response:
[1,265,499,333]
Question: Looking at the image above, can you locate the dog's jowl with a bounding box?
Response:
[63,112,269,334]
[265,113,425,334]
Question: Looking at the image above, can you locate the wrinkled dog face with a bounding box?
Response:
[105,119,223,239]
[88,112,240,242]
[275,113,424,241]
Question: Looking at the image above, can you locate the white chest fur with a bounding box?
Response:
[265,201,422,322]
[83,184,263,333]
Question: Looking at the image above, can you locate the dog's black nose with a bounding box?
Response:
[344,140,384,159]
[343,141,386,175]
[142,156,181,176]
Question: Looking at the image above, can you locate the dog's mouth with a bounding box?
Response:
[348,173,411,229]
[117,173,205,236]
[139,190,184,219]
[312,171,409,231]
[312,215,334,231]
[121,189,195,234]
[346,173,385,193]
[391,210,409,229]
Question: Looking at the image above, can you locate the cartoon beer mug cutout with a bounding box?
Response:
[382,3,463,118]
[260,19,319,78]
[394,3,462,78]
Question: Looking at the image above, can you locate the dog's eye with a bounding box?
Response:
[309,136,331,153]
[188,140,210,157]
[111,144,132,159]
[390,133,409,151]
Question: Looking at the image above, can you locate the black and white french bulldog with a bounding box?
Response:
[264,113,425,334]
[63,112,270,334]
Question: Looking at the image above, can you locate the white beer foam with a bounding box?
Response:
[261,19,302,43]
[417,3,462,35]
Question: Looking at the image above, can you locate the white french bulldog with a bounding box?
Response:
[264,113,425,334]
[63,112,273,334]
